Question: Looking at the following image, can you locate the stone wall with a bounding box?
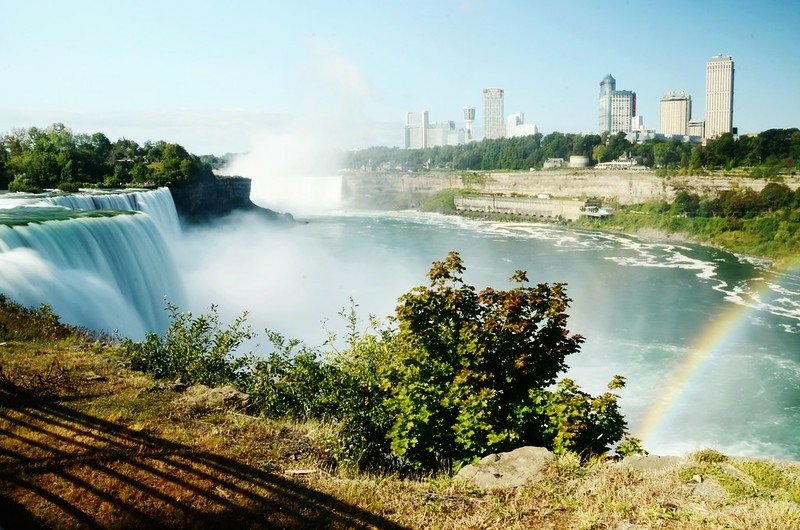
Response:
[455,195,585,221]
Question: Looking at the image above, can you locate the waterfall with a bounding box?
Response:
[0,189,185,338]
[44,187,182,241]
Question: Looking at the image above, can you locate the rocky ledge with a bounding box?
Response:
[168,175,293,224]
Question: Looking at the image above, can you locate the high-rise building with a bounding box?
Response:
[688,120,705,138]
[507,112,538,138]
[463,106,476,140]
[483,88,505,139]
[507,112,523,135]
[427,121,467,147]
[598,74,636,134]
[404,111,429,149]
[660,91,692,136]
[404,111,466,149]
[705,54,734,139]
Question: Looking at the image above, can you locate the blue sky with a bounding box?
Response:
[1,0,798,154]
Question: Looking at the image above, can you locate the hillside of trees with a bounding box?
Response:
[0,123,214,193]
[344,128,800,176]
[3,124,798,194]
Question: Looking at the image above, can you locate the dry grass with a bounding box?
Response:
[1,307,799,528]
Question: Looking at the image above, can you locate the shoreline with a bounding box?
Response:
[449,209,781,270]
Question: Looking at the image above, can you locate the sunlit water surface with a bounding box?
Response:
[177,209,800,460]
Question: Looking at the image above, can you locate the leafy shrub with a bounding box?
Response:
[531,377,632,456]
[123,303,253,387]
[245,308,394,470]
[56,181,79,193]
[691,448,727,464]
[384,252,637,470]
[419,188,469,214]
[123,255,641,472]
[0,295,79,342]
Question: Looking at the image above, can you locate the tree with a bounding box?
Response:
[653,139,684,169]
[672,190,700,216]
[592,144,607,165]
[705,133,737,168]
[759,182,793,211]
[605,132,632,162]
[0,140,10,189]
[384,252,636,470]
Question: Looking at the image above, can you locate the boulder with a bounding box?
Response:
[178,384,250,411]
[454,446,554,489]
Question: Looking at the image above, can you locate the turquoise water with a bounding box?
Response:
[1,186,798,460]
[180,210,799,459]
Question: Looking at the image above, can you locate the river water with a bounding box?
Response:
[180,208,800,460]
[2,185,798,460]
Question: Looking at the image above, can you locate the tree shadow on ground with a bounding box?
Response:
[0,381,407,529]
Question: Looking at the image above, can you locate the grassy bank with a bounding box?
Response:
[575,204,800,268]
[2,299,800,528]
[372,185,800,268]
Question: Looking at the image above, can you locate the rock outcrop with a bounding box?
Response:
[177,384,251,411]
[454,446,554,489]
[342,170,800,206]
[169,176,293,224]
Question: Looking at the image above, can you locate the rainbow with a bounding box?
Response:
[634,255,800,446]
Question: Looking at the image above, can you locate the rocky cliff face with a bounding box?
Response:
[342,170,800,206]
[169,176,292,223]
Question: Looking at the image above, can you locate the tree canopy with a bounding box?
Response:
[0,123,214,192]
[343,128,800,175]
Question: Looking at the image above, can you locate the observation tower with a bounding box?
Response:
[463,106,476,140]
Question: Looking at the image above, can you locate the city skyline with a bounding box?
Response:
[1,1,798,154]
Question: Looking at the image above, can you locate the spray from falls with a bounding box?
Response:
[221,129,345,215]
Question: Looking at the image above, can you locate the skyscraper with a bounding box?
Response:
[463,106,476,140]
[705,54,734,139]
[659,91,692,136]
[598,75,636,134]
[404,111,429,149]
[506,112,538,138]
[483,88,505,139]
[404,111,466,149]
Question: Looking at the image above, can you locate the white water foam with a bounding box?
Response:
[0,189,185,338]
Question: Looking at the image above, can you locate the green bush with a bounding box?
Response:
[242,307,394,470]
[691,448,727,464]
[419,188,468,214]
[123,303,253,387]
[384,252,637,469]
[123,255,640,472]
[0,296,79,342]
[56,181,80,193]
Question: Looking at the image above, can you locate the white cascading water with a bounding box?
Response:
[0,188,184,338]
[44,187,182,241]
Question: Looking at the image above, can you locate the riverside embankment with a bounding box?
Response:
[341,169,800,206]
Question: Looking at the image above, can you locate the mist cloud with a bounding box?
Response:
[221,37,380,212]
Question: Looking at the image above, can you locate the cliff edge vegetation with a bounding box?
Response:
[578,184,800,266]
